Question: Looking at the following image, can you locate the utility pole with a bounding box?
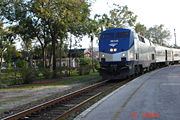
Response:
[91,35,95,72]
[174,29,177,47]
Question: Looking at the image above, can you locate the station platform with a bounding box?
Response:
[74,65,180,120]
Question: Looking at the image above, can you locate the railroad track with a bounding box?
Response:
[2,79,132,120]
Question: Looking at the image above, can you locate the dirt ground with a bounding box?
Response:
[0,84,78,117]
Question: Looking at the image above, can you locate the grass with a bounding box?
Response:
[54,72,100,85]
[0,71,101,90]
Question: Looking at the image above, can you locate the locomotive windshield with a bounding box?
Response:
[100,32,129,39]
[100,33,114,39]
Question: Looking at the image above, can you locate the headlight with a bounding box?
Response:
[102,54,105,57]
[110,48,113,52]
[114,48,117,52]
[122,53,126,57]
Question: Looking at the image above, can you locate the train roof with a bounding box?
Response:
[101,28,133,34]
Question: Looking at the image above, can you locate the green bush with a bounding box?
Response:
[37,61,44,68]
[1,68,14,73]
[40,68,52,79]
[92,59,100,70]
[79,58,91,67]
[16,60,36,84]
[16,60,29,69]
[78,67,91,75]
[6,78,24,85]
[0,68,39,86]
[79,58,91,75]
[0,83,7,88]
[19,68,36,84]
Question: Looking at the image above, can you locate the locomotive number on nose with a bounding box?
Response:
[110,40,119,42]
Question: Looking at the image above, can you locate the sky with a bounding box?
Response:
[80,0,180,48]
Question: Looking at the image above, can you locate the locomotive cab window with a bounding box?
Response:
[100,33,114,39]
[138,35,145,43]
[115,32,129,38]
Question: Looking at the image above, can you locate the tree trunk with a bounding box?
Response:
[59,39,63,76]
[52,37,57,78]
[68,55,71,76]
[49,51,53,69]
[36,34,47,68]
[42,46,46,68]
[0,50,5,73]
[59,50,62,76]
[0,53,3,73]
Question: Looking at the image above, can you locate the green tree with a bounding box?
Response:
[0,21,8,72]
[146,24,171,45]
[109,5,137,28]
[86,18,99,72]
[94,4,137,31]
[1,0,91,78]
[135,23,147,36]
[32,0,90,77]
[0,0,35,67]
[94,14,111,32]
[0,22,16,72]
[4,45,22,68]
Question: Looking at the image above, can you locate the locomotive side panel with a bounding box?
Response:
[136,35,155,70]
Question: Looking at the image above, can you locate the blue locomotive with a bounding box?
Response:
[98,28,180,79]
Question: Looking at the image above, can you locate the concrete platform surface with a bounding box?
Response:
[74,65,180,120]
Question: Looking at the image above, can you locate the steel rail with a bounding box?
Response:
[2,80,109,120]
[54,81,128,120]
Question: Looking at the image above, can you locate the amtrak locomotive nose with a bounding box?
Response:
[99,28,135,79]
[99,28,133,62]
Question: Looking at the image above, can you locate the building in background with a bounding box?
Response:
[58,48,99,68]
